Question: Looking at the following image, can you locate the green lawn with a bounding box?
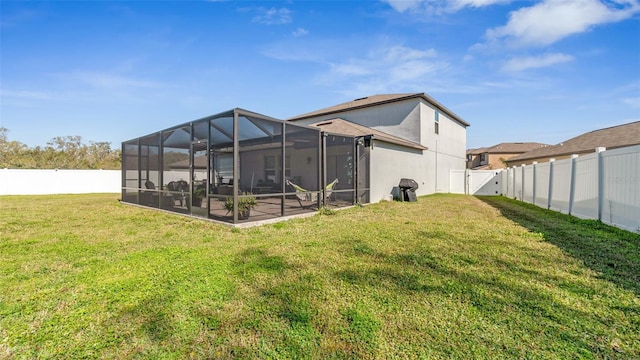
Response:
[1,194,638,359]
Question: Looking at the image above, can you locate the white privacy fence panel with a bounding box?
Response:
[449,169,466,194]
[448,170,501,195]
[514,166,523,200]
[523,166,534,203]
[452,145,639,232]
[0,169,121,195]
[534,162,550,208]
[499,145,639,233]
[601,146,640,231]
[500,170,509,197]
[549,158,572,213]
[571,153,599,220]
[469,170,501,196]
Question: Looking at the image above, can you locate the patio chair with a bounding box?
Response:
[141,180,157,206]
[167,180,189,207]
[286,178,339,208]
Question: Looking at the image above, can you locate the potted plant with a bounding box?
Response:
[224,192,257,219]
[193,186,206,207]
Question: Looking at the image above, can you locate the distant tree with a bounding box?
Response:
[86,141,121,169]
[0,128,121,169]
[0,127,30,168]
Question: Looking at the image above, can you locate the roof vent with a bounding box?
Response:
[316,121,333,126]
[354,96,368,101]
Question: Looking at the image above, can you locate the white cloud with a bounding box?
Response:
[252,7,292,25]
[502,53,574,72]
[622,97,640,108]
[0,89,52,100]
[384,46,437,62]
[55,71,163,90]
[381,0,509,13]
[293,27,309,37]
[263,39,488,96]
[317,45,446,94]
[332,63,372,76]
[486,0,640,47]
[382,0,425,12]
[450,0,511,10]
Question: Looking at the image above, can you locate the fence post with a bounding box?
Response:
[568,154,579,215]
[596,147,606,221]
[504,168,508,196]
[532,161,537,206]
[547,158,555,209]
[512,166,516,199]
[464,168,469,195]
[521,164,526,201]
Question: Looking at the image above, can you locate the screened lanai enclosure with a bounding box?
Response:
[122,108,370,224]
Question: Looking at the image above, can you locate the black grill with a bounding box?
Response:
[398,178,418,202]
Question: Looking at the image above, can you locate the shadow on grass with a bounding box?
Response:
[334,241,614,356]
[477,196,640,296]
[229,247,326,358]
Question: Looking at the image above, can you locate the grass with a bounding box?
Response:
[1,193,638,359]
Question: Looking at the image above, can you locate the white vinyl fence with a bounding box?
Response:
[0,169,121,195]
[451,145,640,233]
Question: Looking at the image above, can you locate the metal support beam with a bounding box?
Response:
[233,110,239,223]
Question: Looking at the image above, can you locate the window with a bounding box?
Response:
[264,155,290,182]
[264,155,277,182]
[285,155,291,178]
[434,111,439,135]
[480,153,487,164]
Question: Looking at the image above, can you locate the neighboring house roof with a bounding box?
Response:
[288,93,470,127]
[466,147,488,155]
[169,155,206,169]
[309,118,428,151]
[467,142,549,155]
[508,121,640,163]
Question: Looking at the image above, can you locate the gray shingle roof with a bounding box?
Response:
[467,142,549,155]
[288,93,470,127]
[308,118,427,150]
[508,121,640,163]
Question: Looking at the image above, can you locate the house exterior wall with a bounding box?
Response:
[505,152,589,167]
[469,152,522,169]
[290,97,467,198]
[240,147,320,191]
[487,153,516,169]
[467,153,483,169]
[419,102,467,192]
[369,141,430,201]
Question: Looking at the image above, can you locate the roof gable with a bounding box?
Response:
[308,118,427,150]
[288,93,470,127]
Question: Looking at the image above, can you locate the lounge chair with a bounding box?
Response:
[286,178,339,208]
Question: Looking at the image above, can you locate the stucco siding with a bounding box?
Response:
[419,102,466,192]
[240,148,320,191]
[369,141,433,202]
[290,95,468,198]
[290,99,422,144]
[420,102,466,158]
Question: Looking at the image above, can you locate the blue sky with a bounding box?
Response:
[1,0,639,149]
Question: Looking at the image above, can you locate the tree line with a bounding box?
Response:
[0,127,121,170]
